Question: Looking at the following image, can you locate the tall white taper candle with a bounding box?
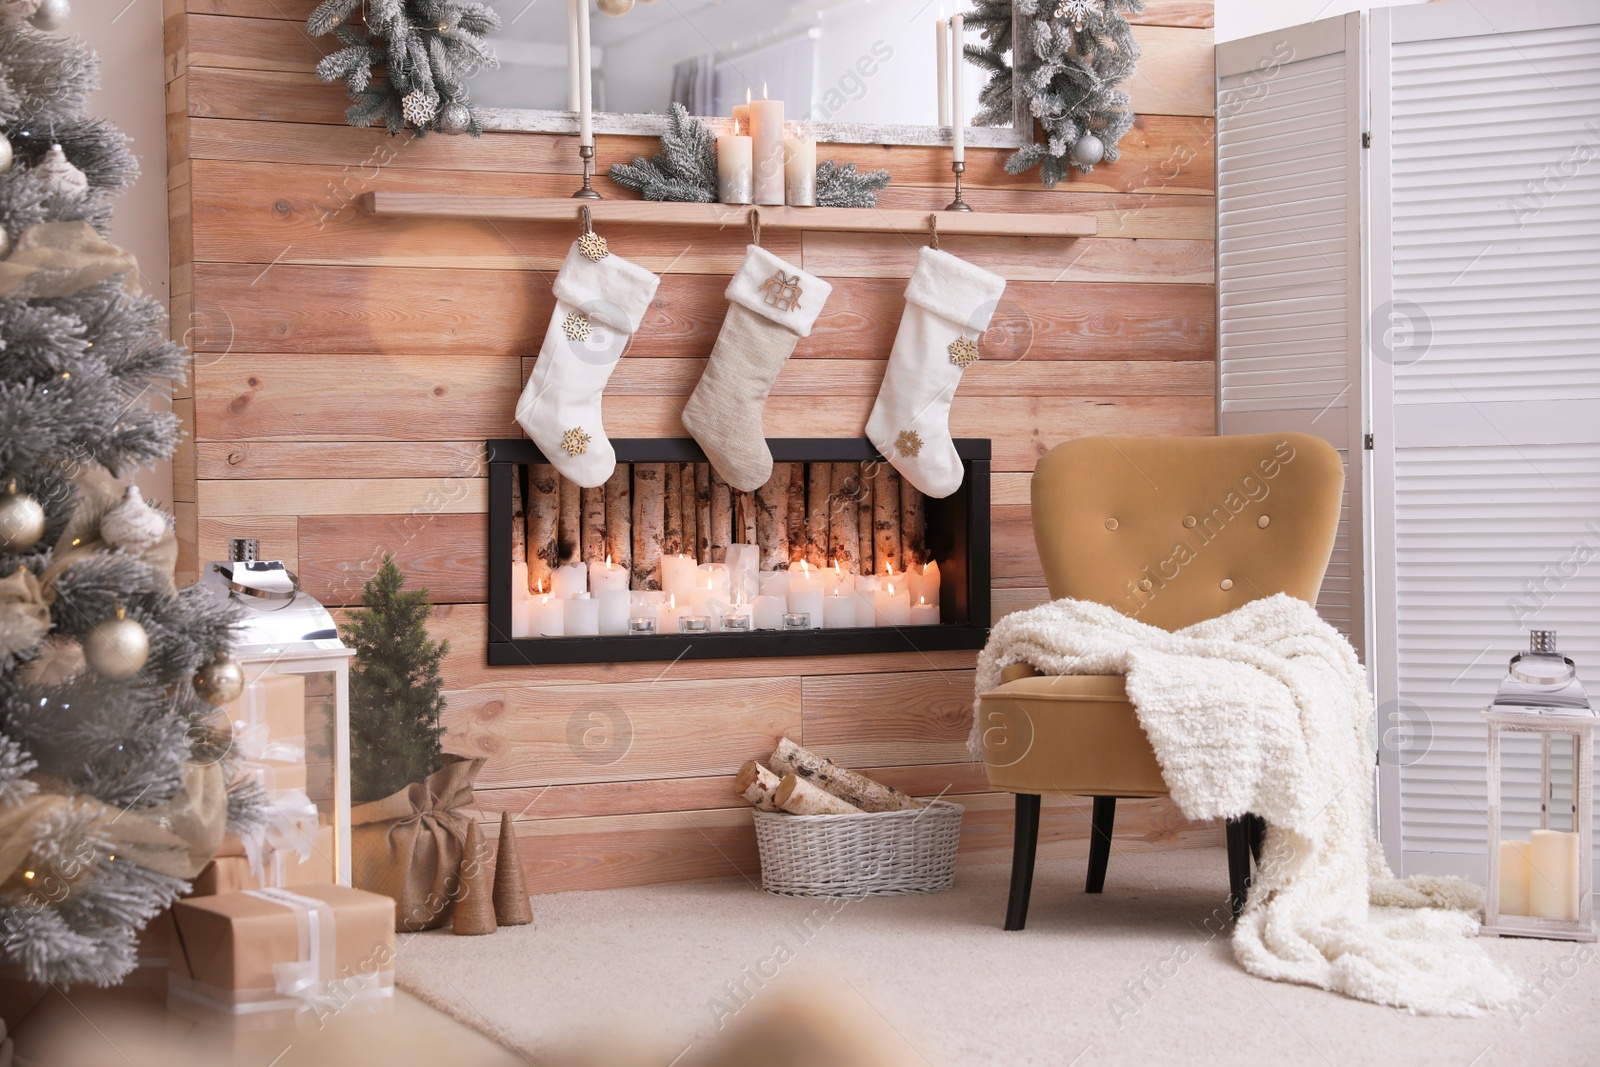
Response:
[936,11,950,126]
[566,0,582,112]
[576,0,595,147]
[950,12,964,163]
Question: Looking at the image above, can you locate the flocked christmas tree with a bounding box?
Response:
[341,555,446,804]
[971,0,1143,186]
[0,15,262,986]
[309,0,501,135]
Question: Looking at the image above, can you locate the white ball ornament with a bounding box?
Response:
[28,0,67,30]
[0,131,13,175]
[100,486,167,552]
[36,144,88,202]
[1070,133,1105,167]
[596,0,633,15]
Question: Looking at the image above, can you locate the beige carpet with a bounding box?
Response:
[396,847,1600,1066]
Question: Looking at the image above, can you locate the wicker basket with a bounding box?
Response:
[752,800,964,897]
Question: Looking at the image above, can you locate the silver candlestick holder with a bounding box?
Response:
[572,144,602,200]
[944,161,972,212]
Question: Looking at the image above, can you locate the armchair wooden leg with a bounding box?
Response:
[1005,793,1042,931]
[1085,796,1116,894]
[1225,816,1255,919]
[1249,813,1266,864]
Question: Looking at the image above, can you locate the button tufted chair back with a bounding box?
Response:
[1029,432,1344,632]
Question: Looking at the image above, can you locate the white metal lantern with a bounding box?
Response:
[199,539,354,885]
[1482,631,1595,942]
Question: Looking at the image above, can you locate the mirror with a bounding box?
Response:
[474,0,1023,147]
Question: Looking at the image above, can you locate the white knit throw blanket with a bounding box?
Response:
[971,594,1523,1015]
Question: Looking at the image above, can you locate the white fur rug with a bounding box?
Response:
[972,594,1523,1015]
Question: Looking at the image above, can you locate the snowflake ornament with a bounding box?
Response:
[895,430,924,458]
[561,427,591,456]
[948,336,980,368]
[1055,0,1099,29]
[561,312,591,341]
[401,89,438,128]
[578,231,609,261]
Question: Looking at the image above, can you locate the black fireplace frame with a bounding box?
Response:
[484,438,991,665]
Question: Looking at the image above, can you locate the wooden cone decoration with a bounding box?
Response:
[452,820,498,936]
[492,812,533,926]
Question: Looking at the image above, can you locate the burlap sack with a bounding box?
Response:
[350,758,485,932]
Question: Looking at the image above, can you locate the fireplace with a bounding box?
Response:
[485,438,990,664]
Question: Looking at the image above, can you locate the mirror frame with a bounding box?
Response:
[477,2,1028,148]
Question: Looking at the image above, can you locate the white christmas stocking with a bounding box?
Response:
[681,245,832,492]
[515,238,660,487]
[866,247,1006,498]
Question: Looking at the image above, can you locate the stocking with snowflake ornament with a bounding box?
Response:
[866,246,1005,498]
[681,245,832,491]
[515,231,660,487]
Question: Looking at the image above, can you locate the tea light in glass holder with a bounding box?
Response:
[628,616,658,636]
[782,611,813,631]
[680,614,710,634]
[721,614,752,633]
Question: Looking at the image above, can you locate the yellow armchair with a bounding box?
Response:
[976,432,1344,929]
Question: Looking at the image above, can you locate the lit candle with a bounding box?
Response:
[679,614,710,634]
[565,594,600,635]
[823,589,857,629]
[566,0,582,111]
[661,553,699,601]
[552,561,588,598]
[873,579,911,627]
[935,8,951,126]
[658,593,686,636]
[726,544,760,604]
[752,595,786,630]
[782,611,813,631]
[598,588,631,635]
[694,564,730,608]
[784,135,816,207]
[720,599,752,632]
[589,555,628,593]
[511,561,535,637]
[718,135,753,205]
[949,12,964,163]
[1530,828,1580,920]
[826,559,850,597]
[788,560,824,622]
[732,87,751,134]
[628,615,658,636]
[1499,839,1531,917]
[749,84,785,206]
[576,0,594,148]
[910,594,939,626]
[534,587,565,636]
[910,559,941,606]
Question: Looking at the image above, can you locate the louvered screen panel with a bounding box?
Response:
[1216,16,1365,658]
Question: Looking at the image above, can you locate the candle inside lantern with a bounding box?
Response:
[534,584,565,637]
[598,588,632,635]
[1499,839,1531,917]
[752,594,787,630]
[589,555,628,593]
[1529,828,1580,921]
[788,560,824,622]
[565,594,600,635]
[717,134,753,205]
[910,594,940,626]
[552,561,588,599]
[823,589,857,629]
[784,135,816,206]
[874,579,911,627]
[749,84,785,206]
[662,553,699,601]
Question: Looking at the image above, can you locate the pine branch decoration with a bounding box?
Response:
[815,160,891,208]
[608,103,719,202]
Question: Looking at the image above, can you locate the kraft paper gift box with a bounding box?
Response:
[191,825,335,896]
[225,673,307,744]
[238,759,308,796]
[168,884,395,1030]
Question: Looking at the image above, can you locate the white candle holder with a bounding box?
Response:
[679,614,710,634]
[782,612,812,631]
[628,616,657,636]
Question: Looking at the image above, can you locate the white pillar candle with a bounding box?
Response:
[1530,828,1580,921]
[717,135,753,205]
[784,136,816,207]
[660,554,698,601]
[565,594,600,635]
[752,595,786,630]
[552,562,588,599]
[720,600,752,632]
[693,564,730,608]
[732,87,751,134]
[826,560,852,597]
[658,593,686,636]
[726,544,760,604]
[534,593,565,636]
[759,571,791,599]
[749,86,785,206]
[628,603,659,635]
[910,560,940,606]
[823,590,857,629]
[949,13,964,163]
[936,11,951,126]
[788,569,824,623]
[598,588,631,635]
[632,589,667,608]
[511,562,534,637]
[910,595,940,626]
[874,579,911,627]
[588,555,628,593]
[1499,839,1532,917]
[566,0,582,111]
[576,0,594,147]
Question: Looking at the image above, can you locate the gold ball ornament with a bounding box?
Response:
[192,650,245,707]
[29,0,67,30]
[596,0,633,15]
[0,480,46,554]
[85,607,149,681]
[0,131,12,175]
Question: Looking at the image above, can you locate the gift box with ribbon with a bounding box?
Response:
[168,884,395,1029]
[192,825,335,896]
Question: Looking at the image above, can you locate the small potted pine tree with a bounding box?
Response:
[343,556,483,931]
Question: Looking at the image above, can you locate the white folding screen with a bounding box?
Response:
[1215,15,1367,660]
[1369,1,1600,877]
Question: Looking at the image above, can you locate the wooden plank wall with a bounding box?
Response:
[164,0,1220,894]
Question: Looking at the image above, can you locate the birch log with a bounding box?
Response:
[857,474,875,577]
[901,477,926,569]
[510,466,526,566]
[755,464,789,570]
[631,462,665,590]
[694,463,712,563]
[603,466,631,576]
[873,465,902,577]
[773,774,863,816]
[804,463,831,569]
[662,462,684,557]
[829,463,860,576]
[710,472,732,563]
[785,462,807,567]
[733,488,758,548]
[771,737,921,812]
[680,463,699,564]
[527,463,559,592]
[581,485,606,563]
[557,477,582,563]
[734,760,782,811]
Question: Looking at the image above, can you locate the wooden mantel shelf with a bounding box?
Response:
[359,192,1097,239]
